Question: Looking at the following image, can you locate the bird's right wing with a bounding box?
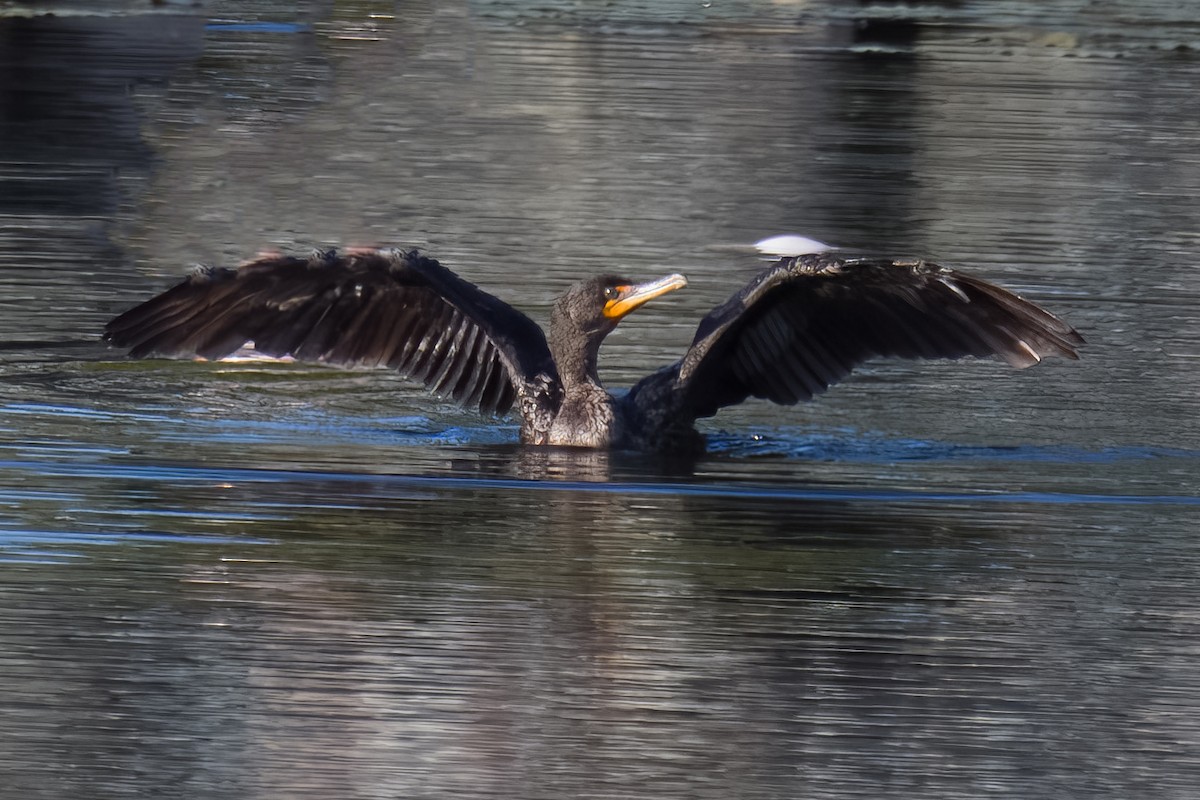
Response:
[670,254,1083,420]
[104,249,558,416]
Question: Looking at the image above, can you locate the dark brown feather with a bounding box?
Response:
[671,254,1084,419]
[104,249,556,417]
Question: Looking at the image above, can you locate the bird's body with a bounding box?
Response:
[104,246,1083,452]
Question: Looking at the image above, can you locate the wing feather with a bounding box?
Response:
[671,254,1083,419]
[104,249,557,417]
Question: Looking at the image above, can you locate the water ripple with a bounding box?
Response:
[2,458,1195,507]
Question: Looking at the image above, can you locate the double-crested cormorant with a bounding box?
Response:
[104,244,1083,452]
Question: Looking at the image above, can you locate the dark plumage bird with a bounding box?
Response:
[104,245,1083,452]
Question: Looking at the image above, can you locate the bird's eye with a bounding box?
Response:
[603,286,621,301]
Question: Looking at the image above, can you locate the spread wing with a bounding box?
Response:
[663,254,1083,420]
[104,248,557,416]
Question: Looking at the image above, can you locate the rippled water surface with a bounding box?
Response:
[2,2,1198,798]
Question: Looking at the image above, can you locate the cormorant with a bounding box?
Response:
[104,244,1083,452]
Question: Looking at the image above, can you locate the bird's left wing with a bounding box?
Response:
[665,254,1083,420]
[104,249,557,416]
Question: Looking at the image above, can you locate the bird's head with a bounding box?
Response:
[553,273,689,338]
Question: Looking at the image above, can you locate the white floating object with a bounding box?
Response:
[753,234,837,258]
[220,343,296,363]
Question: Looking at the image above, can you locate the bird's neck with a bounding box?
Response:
[545,315,621,448]
[548,315,605,394]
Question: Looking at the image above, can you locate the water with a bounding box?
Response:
[1,2,1199,797]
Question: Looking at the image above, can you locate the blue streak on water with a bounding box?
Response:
[0,556,82,565]
[68,507,289,522]
[0,528,272,546]
[3,459,1197,507]
[0,527,275,564]
[707,429,1200,464]
[0,488,81,504]
[205,21,310,34]
[0,402,175,424]
[3,402,1192,464]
